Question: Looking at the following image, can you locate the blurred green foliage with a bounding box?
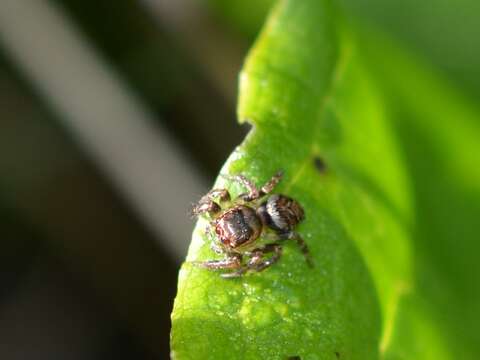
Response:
[172,0,480,358]
[207,0,480,99]
[362,30,480,358]
[341,0,480,98]
[205,0,273,39]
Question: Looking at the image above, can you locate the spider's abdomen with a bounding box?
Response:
[215,205,262,249]
[257,194,304,233]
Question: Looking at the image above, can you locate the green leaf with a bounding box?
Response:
[171,0,480,359]
[173,1,397,358]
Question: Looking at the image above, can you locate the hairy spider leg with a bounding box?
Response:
[224,174,259,202]
[249,243,283,271]
[223,170,284,202]
[280,231,314,267]
[259,170,284,197]
[191,188,231,216]
[207,189,231,202]
[202,223,224,255]
[221,243,283,278]
[209,239,224,255]
[262,231,312,267]
[193,253,242,270]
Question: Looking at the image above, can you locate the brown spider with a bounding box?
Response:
[191,171,313,278]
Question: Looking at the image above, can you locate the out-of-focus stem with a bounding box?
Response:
[0,0,207,260]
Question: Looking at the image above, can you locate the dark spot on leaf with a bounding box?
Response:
[335,351,341,358]
[286,356,301,360]
[313,155,327,173]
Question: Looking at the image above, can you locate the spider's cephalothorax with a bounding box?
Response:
[191,171,313,278]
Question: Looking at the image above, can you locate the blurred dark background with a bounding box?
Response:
[0,0,248,358]
[0,0,479,359]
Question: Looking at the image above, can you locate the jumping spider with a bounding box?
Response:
[191,171,313,278]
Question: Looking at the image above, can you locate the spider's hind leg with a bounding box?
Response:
[221,243,283,278]
[263,231,313,267]
[280,231,313,267]
[248,243,283,272]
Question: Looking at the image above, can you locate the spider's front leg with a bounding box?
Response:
[191,188,231,217]
[225,170,284,202]
[258,170,283,197]
[221,174,259,202]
